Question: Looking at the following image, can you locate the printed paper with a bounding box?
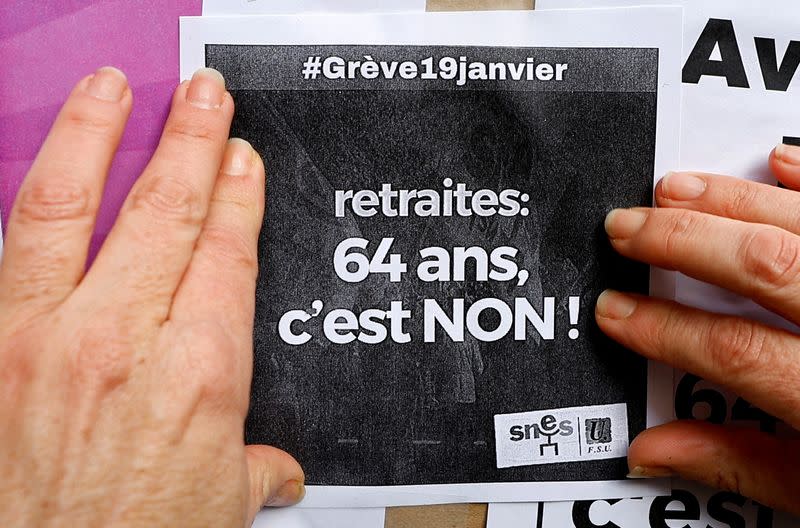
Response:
[494,404,629,468]
[181,7,681,506]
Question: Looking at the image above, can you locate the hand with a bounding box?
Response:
[598,145,800,515]
[0,67,304,527]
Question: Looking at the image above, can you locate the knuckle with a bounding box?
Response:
[740,228,800,290]
[61,104,117,138]
[714,468,743,496]
[6,252,74,304]
[650,303,681,350]
[68,324,134,391]
[642,301,689,361]
[180,323,239,406]
[0,332,36,402]
[199,225,258,278]
[661,212,695,257]
[130,175,204,226]
[722,185,756,219]
[705,318,766,376]
[16,179,93,223]
[163,115,223,147]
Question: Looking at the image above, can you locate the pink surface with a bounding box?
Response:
[1,0,202,255]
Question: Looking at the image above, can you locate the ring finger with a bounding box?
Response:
[595,290,800,429]
[0,68,131,316]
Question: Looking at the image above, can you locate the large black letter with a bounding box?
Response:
[683,19,749,88]
[756,38,800,91]
[707,492,746,528]
[572,500,622,528]
[649,489,701,528]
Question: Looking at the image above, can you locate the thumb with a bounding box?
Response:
[245,444,305,521]
[627,420,800,516]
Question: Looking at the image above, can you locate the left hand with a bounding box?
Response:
[597,144,800,515]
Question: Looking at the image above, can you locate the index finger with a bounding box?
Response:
[169,139,265,400]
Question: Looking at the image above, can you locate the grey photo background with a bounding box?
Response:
[207,45,657,486]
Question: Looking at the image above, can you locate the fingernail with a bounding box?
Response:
[605,208,648,239]
[186,67,226,109]
[627,466,675,479]
[223,138,254,176]
[776,144,800,166]
[661,172,706,201]
[86,66,128,102]
[596,290,637,320]
[265,480,305,507]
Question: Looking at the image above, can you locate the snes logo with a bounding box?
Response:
[508,414,574,457]
[494,404,629,468]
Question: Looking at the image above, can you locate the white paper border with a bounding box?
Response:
[202,0,426,16]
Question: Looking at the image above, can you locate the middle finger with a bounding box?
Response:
[606,206,800,324]
[80,68,233,325]
[595,291,800,429]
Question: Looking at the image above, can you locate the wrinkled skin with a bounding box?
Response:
[599,146,800,515]
[0,67,303,528]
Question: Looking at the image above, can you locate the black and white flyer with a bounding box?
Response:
[180,7,682,506]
